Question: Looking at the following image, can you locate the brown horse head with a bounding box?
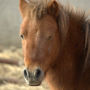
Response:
[19,0,90,89]
[19,0,63,86]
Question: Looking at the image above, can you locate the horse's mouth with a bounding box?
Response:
[28,82,41,86]
[25,79,42,86]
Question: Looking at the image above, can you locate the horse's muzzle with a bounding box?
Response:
[23,67,44,86]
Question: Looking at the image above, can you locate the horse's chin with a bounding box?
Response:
[28,82,41,86]
[26,80,42,86]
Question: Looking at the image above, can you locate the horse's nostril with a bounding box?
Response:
[24,69,29,78]
[34,69,41,79]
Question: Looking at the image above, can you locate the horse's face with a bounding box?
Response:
[19,0,60,86]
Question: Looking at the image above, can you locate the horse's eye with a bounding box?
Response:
[20,34,24,39]
[48,36,52,40]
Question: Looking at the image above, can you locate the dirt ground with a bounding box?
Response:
[0,46,49,90]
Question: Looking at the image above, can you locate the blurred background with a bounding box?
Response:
[0,0,90,90]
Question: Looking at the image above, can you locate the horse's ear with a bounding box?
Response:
[47,0,59,18]
[19,0,30,18]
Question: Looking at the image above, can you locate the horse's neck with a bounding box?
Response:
[46,17,87,90]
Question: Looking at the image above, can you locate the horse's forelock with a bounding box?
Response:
[20,0,61,19]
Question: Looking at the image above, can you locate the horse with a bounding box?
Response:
[19,0,90,90]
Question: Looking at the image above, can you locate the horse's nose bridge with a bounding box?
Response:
[31,47,43,61]
[25,38,44,61]
[30,50,38,60]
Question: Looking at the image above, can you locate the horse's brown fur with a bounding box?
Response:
[19,0,90,90]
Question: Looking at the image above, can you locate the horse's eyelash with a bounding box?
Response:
[47,35,52,40]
